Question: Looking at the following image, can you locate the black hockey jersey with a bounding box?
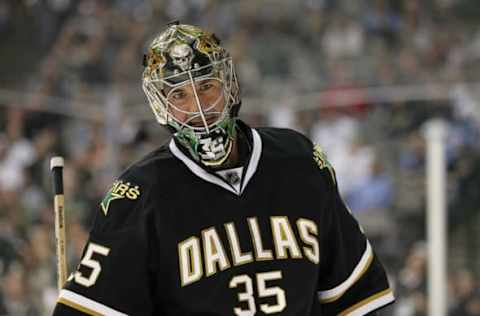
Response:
[53,122,394,315]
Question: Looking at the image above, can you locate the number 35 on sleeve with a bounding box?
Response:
[67,242,111,287]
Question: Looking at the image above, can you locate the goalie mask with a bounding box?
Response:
[142,23,241,167]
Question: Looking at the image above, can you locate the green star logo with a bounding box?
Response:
[313,144,336,184]
[99,180,141,216]
[100,188,124,216]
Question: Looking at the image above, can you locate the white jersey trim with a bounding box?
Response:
[58,289,128,316]
[318,240,373,302]
[242,129,262,192]
[169,128,262,196]
[340,288,395,316]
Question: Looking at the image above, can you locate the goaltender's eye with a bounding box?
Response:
[199,82,214,92]
[171,90,187,100]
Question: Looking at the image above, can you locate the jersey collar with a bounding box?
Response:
[169,128,262,196]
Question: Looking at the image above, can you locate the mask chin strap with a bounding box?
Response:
[200,136,233,167]
[173,124,233,167]
[187,71,210,134]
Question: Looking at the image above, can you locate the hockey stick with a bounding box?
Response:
[50,156,68,292]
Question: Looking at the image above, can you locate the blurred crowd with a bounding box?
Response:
[1,0,480,315]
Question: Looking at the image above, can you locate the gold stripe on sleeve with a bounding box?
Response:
[339,288,393,316]
[58,298,104,316]
[320,253,374,303]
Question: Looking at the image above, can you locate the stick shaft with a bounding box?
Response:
[51,156,67,292]
[54,193,68,291]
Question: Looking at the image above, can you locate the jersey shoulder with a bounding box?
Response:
[255,126,336,184]
[255,127,313,158]
[93,144,174,233]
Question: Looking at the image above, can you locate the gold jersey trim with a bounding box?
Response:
[58,298,103,316]
[318,240,374,303]
[58,289,128,316]
[339,288,395,316]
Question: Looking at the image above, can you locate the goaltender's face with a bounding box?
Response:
[165,78,225,127]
